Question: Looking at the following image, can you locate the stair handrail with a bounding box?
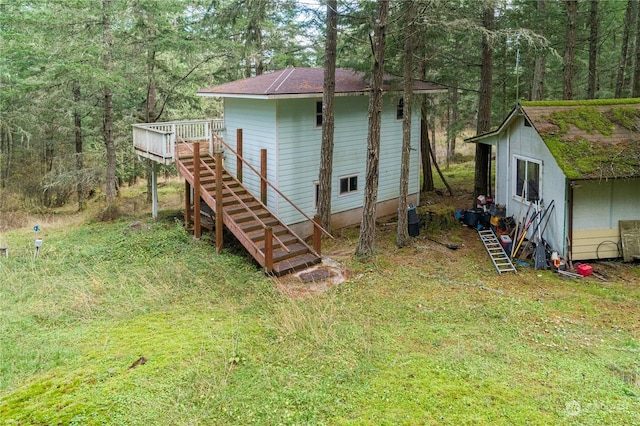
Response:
[176,137,291,254]
[211,131,333,240]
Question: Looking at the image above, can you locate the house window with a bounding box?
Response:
[316,101,323,127]
[339,175,358,195]
[396,98,404,120]
[515,156,541,201]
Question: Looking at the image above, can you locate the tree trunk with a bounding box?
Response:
[587,0,598,99]
[356,0,388,258]
[473,6,494,202]
[417,38,433,193]
[531,0,547,101]
[102,0,117,214]
[634,0,640,97]
[420,108,434,192]
[563,0,578,100]
[615,0,635,98]
[318,0,337,232]
[397,1,414,248]
[73,81,86,211]
[447,85,458,165]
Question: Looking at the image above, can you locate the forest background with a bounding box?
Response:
[1,0,640,220]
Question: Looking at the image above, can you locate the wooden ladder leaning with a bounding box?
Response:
[478,229,517,274]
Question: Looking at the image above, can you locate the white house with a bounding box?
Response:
[467,99,640,261]
[196,67,445,236]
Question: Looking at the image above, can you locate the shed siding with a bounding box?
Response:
[498,116,567,254]
[572,178,640,260]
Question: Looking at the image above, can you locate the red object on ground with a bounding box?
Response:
[577,264,593,277]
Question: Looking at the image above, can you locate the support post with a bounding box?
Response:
[264,226,273,274]
[193,142,201,239]
[215,150,224,253]
[151,162,158,220]
[236,129,243,183]
[184,180,191,228]
[260,148,267,205]
[313,215,322,256]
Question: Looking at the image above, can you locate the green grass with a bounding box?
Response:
[1,206,639,424]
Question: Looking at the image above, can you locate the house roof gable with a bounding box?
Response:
[468,99,640,180]
[197,67,445,99]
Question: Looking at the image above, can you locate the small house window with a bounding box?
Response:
[396,98,404,120]
[515,157,541,201]
[339,175,358,195]
[316,101,323,127]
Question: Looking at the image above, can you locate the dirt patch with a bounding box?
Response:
[274,257,349,299]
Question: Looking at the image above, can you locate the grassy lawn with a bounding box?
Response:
[1,179,639,425]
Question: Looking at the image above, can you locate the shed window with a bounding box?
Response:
[316,101,323,127]
[515,157,541,201]
[339,175,358,195]
[396,98,404,120]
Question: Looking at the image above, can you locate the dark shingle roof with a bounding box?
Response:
[520,100,640,179]
[197,67,445,98]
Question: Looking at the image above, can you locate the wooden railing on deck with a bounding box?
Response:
[133,119,224,161]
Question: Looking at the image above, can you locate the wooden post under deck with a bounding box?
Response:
[184,180,191,227]
[236,129,243,183]
[313,215,322,256]
[260,148,267,205]
[151,163,158,220]
[215,150,224,253]
[193,142,201,239]
[264,226,273,273]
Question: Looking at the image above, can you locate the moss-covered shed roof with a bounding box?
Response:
[520,99,640,180]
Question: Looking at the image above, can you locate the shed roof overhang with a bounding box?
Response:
[464,105,524,146]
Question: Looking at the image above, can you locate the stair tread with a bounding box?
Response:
[272,252,322,276]
[178,152,318,276]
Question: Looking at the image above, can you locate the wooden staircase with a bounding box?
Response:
[175,145,322,276]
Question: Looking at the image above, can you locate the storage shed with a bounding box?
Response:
[467,99,640,261]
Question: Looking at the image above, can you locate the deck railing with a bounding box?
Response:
[132,119,224,162]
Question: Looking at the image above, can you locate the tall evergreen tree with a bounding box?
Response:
[473,4,495,201]
[356,0,389,258]
[397,0,415,248]
[587,0,599,99]
[318,0,338,232]
[563,0,578,100]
